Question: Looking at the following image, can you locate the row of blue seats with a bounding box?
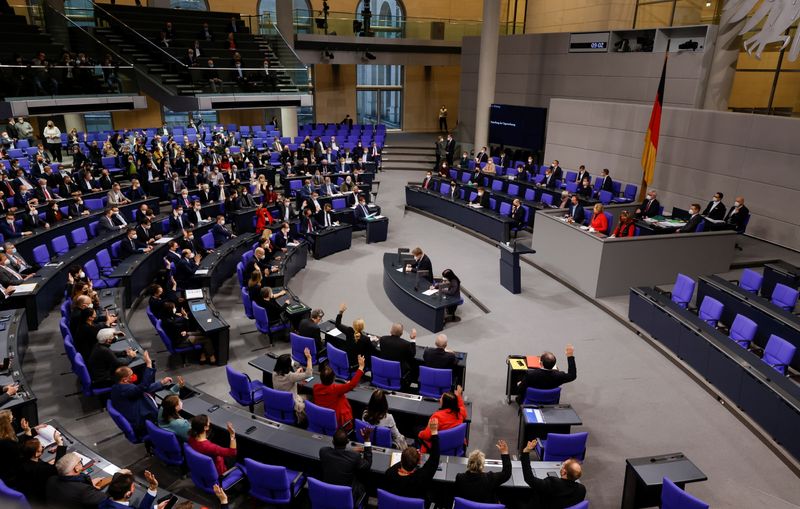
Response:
[668,271,797,375]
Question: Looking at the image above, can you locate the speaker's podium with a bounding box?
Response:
[500,242,535,294]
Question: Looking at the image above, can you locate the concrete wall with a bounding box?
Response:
[544,98,800,250]
[458,31,714,147]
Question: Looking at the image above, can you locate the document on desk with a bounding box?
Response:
[194,269,209,275]
[469,203,483,208]
[390,452,402,467]
[422,288,438,296]
[12,283,37,295]
[523,408,544,423]
[327,327,343,337]
[75,452,93,467]
[372,215,385,219]
[102,464,121,476]
[396,267,404,273]
[154,236,173,244]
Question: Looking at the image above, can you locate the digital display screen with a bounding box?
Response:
[488,104,547,151]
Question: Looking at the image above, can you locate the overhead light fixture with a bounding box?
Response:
[705,1,711,6]
[325,50,334,60]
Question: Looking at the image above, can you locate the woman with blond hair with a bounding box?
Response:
[335,302,376,369]
[0,409,35,481]
[589,203,609,235]
[454,440,512,504]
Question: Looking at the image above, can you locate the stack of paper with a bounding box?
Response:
[422,288,438,296]
[34,424,58,447]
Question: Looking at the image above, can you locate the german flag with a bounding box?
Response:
[640,53,668,199]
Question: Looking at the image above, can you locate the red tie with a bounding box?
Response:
[44,188,51,200]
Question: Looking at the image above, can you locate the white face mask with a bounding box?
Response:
[712,198,719,203]
[88,303,93,309]
[735,202,742,207]
[131,235,137,240]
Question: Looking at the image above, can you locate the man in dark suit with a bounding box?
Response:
[354,196,371,225]
[319,428,372,504]
[408,246,433,283]
[99,208,122,233]
[120,228,150,258]
[509,198,526,229]
[277,197,297,223]
[69,195,90,217]
[298,309,325,352]
[0,252,27,286]
[0,215,27,239]
[444,134,455,167]
[135,219,159,245]
[300,207,319,237]
[423,334,458,370]
[475,147,489,164]
[635,190,661,218]
[45,452,107,508]
[543,169,558,189]
[175,249,200,288]
[35,178,57,202]
[109,351,173,438]
[724,196,749,232]
[702,191,727,220]
[317,203,336,228]
[99,470,159,509]
[211,215,236,247]
[421,171,434,190]
[168,206,189,233]
[379,323,417,382]
[22,204,47,230]
[368,141,383,168]
[575,165,590,185]
[165,241,182,266]
[598,168,613,193]
[470,187,490,208]
[521,440,586,508]
[320,177,339,196]
[88,328,136,388]
[549,160,563,181]
[566,195,585,224]
[677,204,703,233]
[516,344,577,404]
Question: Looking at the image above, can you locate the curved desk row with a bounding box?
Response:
[382,252,454,333]
[248,352,472,441]
[195,232,259,295]
[97,287,147,373]
[0,309,36,425]
[629,287,800,461]
[696,275,800,371]
[762,262,800,300]
[169,386,559,506]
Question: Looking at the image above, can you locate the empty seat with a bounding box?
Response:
[770,283,798,312]
[697,296,724,328]
[670,274,695,309]
[728,314,757,349]
[761,334,796,375]
[737,269,763,293]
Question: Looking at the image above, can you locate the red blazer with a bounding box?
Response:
[255,207,274,234]
[590,212,608,234]
[612,221,635,237]
[312,369,364,428]
[418,393,466,452]
[188,436,237,476]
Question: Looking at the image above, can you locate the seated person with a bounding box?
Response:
[17,432,67,504]
[312,355,365,429]
[335,303,376,369]
[260,287,289,327]
[417,386,466,453]
[565,195,585,224]
[516,344,576,404]
[158,393,191,441]
[88,328,137,388]
[469,187,490,208]
[362,389,407,450]
[432,269,461,322]
[319,428,373,504]
[509,198,526,229]
[160,301,217,364]
[100,469,159,509]
[378,323,417,382]
[610,210,636,237]
[423,334,458,370]
[272,349,313,421]
[702,191,726,220]
[211,215,234,246]
[120,227,151,258]
[383,418,440,502]
[521,439,586,507]
[298,308,325,352]
[353,195,372,224]
[724,196,749,231]
[577,178,593,198]
[45,452,108,508]
[598,168,613,194]
[588,203,609,234]
[187,415,237,476]
[635,190,660,218]
[677,203,703,233]
[454,441,511,504]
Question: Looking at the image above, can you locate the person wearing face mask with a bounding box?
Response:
[68,195,90,218]
[273,222,292,251]
[3,241,35,274]
[406,246,433,283]
[17,431,67,504]
[678,203,704,233]
[161,301,216,364]
[211,214,235,247]
[21,202,48,230]
[354,195,372,225]
[0,252,31,286]
[469,186,491,208]
[88,328,137,388]
[702,192,726,221]
[421,171,434,190]
[119,227,150,258]
[635,190,661,218]
[724,196,749,232]
[44,451,110,508]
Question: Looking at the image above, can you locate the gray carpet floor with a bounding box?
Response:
[22,166,800,508]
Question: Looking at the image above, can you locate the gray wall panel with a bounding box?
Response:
[544,98,800,250]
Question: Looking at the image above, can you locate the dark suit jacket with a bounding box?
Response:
[600,175,614,193]
[21,212,43,230]
[99,491,156,509]
[702,200,726,221]
[88,343,132,388]
[120,237,146,258]
[567,203,585,223]
[298,318,323,351]
[354,203,371,222]
[410,254,433,282]
[109,366,162,436]
[638,198,661,218]
[68,202,87,217]
[678,214,703,233]
[99,215,118,233]
[423,347,457,370]
[300,216,320,234]
[0,221,20,238]
[516,356,577,404]
[378,334,416,377]
[544,174,558,189]
[724,204,750,231]
[45,474,107,509]
[454,454,511,504]
[521,452,586,509]
[211,223,232,246]
[319,445,372,498]
[169,213,189,232]
[511,205,525,227]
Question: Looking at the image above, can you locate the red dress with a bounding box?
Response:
[417,393,467,452]
[312,369,364,428]
[590,212,609,235]
[188,436,237,476]
[255,207,274,234]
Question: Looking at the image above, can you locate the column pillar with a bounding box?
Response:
[281,106,298,138]
[474,0,501,150]
[275,0,295,48]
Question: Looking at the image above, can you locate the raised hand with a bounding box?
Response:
[496,439,509,455]
[566,343,575,356]
[523,439,538,454]
[143,470,158,489]
[357,355,366,371]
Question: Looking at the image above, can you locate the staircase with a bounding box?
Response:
[381,133,436,173]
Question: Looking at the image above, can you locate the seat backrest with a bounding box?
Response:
[183,443,219,492]
[106,399,140,444]
[83,259,100,280]
[263,386,297,424]
[0,478,30,509]
[236,262,245,288]
[598,190,612,204]
[729,314,757,348]
[252,302,271,334]
[32,245,50,266]
[661,477,709,509]
[541,193,553,206]
[290,332,318,364]
[110,241,122,260]
[96,249,112,270]
[491,179,503,192]
[201,232,215,250]
[240,287,254,319]
[418,366,452,398]
[439,183,451,196]
[762,334,796,375]
[565,502,589,509]
[377,488,425,509]
[438,423,467,456]
[145,421,183,466]
[453,498,505,509]
[226,366,254,404]
[498,201,511,216]
[326,343,350,379]
[371,356,402,390]
[308,477,353,509]
[507,183,519,196]
[542,432,588,462]
[354,419,393,448]
[695,220,705,233]
[671,274,695,309]
[71,227,89,246]
[244,458,292,503]
[305,401,338,436]
[88,221,99,238]
[624,183,638,200]
[738,268,763,293]
[524,387,562,405]
[697,296,724,327]
[770,283,799,311]
[565,182,578,193]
